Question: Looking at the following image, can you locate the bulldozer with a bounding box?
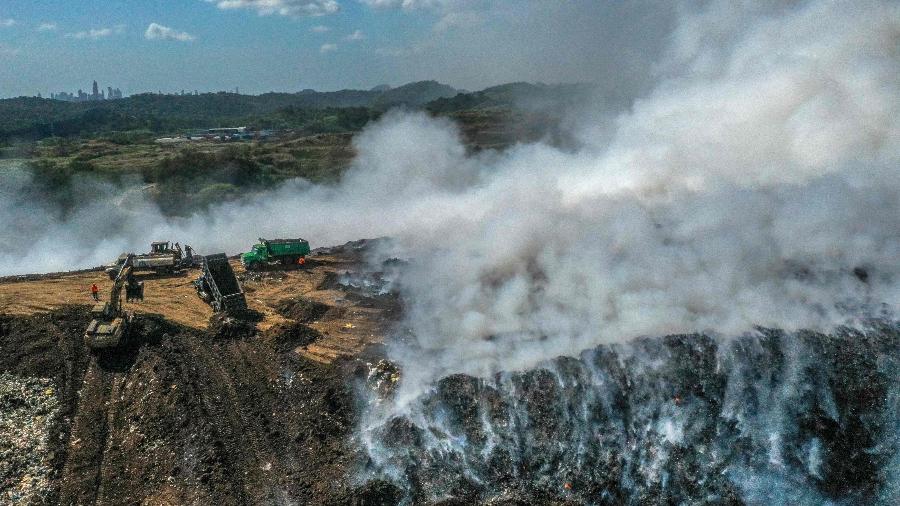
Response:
[105,241,196,279]
[85,253,144,350]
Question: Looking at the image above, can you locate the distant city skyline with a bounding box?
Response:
[49,80,123,102]
[38,80,407,101]
[0,0,674,100]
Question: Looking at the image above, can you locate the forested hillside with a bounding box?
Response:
[0,81,459,141]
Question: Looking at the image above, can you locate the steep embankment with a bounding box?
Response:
[359,326,900,505]
[0,307,361,504]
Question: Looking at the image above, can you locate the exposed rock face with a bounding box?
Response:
[360,325,900,505]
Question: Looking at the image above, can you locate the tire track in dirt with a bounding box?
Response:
[58,358,113,505]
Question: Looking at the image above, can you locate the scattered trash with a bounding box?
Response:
[367,360,401,400]
[0,374,59,504]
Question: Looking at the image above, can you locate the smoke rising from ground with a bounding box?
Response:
[1,0,898,395]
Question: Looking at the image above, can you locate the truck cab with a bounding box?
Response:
[241,238,310,270]
[241,243,270,269]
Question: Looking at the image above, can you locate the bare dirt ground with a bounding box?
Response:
[0,242,400,505]
[0,249,392,364]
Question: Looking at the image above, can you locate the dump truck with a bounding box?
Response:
[85,254,144,350]
[195,253,247,313]
[106,241,195,279]
[241,238,310,270]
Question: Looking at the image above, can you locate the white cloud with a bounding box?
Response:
[205,0,340,17]
[66,28,115,39]
[432,10,481,32]
[36,22,58,32]
[359,0,452,9]
[359,1,483,32]
[311,24,330,32]
[0,45,19,57]
[345,29,365,41]
[0,18,16,27]
[320,42,338,53]
[144,23,196,41]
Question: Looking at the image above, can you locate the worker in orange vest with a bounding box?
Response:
[90,283,100,301]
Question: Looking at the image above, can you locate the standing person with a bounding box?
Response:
[90,283,100,301]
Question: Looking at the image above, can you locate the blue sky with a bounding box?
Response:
[0,1,674,98]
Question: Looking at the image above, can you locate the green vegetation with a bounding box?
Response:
[21,133,356,216]
[0,80,458,142]
[1,81,581,217]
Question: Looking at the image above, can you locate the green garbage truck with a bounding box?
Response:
[241,238,310,270]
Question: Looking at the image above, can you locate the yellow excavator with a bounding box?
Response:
[84,253,144,350]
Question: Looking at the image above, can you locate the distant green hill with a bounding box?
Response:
[0,80,460,141]
[426,82,595,113]
[0,81,600,143]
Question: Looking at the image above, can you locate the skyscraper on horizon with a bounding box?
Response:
[50,80,123,102]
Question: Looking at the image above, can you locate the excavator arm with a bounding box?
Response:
[108,254,134,315]
[85,254,137,350]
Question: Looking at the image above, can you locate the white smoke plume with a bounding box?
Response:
[1,0,898,395]
[374,0,900,393]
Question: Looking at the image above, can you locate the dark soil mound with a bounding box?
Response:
[314,238,389,263]
[264,321,323,352]
[316,271,343,292]
[350,480,404,505]
[0,306,362,505]
[345,292,403,320]
[315,271,402,321]
[206,312,258,340]
[274,297,332,323]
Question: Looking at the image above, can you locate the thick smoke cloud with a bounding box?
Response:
[1,0,898,399]
[377,0,900,392]
[0,168,170,274]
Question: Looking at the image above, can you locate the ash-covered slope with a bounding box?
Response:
[360,325,900,505]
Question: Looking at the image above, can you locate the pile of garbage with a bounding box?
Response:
[360,325,900,504]
[366,359,401,400]
[240,270,288,283]
[0,373,60,504]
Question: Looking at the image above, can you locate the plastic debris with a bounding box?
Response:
[0,374,60,504]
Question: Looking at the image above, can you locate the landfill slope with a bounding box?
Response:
[360,327,900,505]
[0,242,398,505]
[4,242,897,505]
[0,306,361,504]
